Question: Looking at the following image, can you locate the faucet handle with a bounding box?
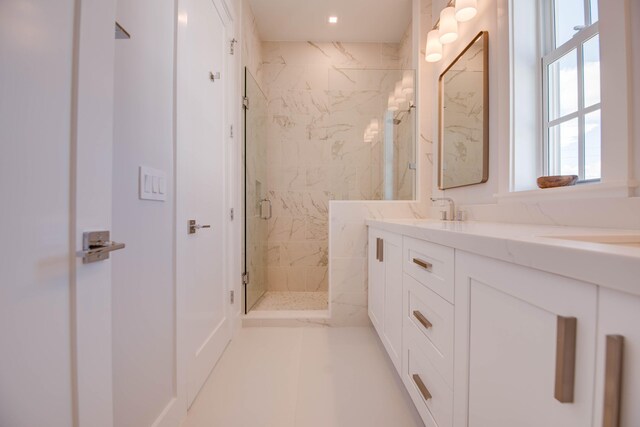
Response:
[440,210,448,221]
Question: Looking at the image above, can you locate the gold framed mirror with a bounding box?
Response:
[438,31,489,190]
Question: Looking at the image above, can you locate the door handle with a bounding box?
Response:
[603,335,624,427]
[188,220,211,234]
[555,316,577,403]
[376,238,384,262]
[78,231,126,264]
[260,199,272,220]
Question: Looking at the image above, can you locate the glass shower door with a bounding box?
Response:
[244,68,269,313]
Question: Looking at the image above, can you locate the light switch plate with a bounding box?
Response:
[139,166,167,201]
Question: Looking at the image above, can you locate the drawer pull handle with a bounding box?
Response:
[413,258,432,271]
[555,316,577,403]
[603,335,624,427]
[413,310,433,329]
[412,374,432,401]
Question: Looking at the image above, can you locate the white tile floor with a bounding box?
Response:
[182,327,424,427]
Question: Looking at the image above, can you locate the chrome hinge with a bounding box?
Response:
[230,38,237,55]
[230,208,234,221]
[230,290,235,304]
[242,97,249,110]
[242,272,249,285]
[209,71,221,82]
[408,162,417,170]
[230,125,234,138]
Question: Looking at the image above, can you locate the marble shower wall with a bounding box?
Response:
[329,6,437,327]
[262,41,415,293]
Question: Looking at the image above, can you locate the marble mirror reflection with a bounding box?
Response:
[438,31,489,190]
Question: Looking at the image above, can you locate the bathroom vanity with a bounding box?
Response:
[367,219,640,427]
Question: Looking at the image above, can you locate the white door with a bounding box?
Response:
[177,0,231,406]
[0,0,116,426]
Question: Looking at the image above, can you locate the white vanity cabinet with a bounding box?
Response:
[593,288,640,427]
[367,228,403,374]
[366,222,640,427]
[454,251,598,427]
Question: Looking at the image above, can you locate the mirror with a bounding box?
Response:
[438,31,489,190]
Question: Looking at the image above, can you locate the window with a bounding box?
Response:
[542,0,601,181]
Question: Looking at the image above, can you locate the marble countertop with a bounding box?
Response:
[366,219,640,297]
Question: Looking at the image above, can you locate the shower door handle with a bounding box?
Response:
[260,199,272,220]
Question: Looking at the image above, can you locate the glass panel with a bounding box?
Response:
[244,68,269,313]
[584,109,601,180]
[554,0,585,47]
[327,68,416,200]
[583,35,600,108]
[548,49,578,121]
[590,0,599,23]
[548,118,579,176]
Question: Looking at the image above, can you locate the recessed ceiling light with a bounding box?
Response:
[328,16,338,24]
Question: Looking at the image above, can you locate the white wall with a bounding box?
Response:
[0,1,75,425]
[111,1,180,426]
[427,0,640,229]
[632,0,640,197]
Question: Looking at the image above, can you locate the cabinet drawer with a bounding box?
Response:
[404,325,453,427]
[404,237,454,303]
[404,273,453,383]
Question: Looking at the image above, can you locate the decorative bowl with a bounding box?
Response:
[536,175,579,189]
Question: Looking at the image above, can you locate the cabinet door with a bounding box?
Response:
[367,228,403,374]
[368,228,385,332]
[454,251,597,427]
[382,232,403,373]
[593,288,640,427]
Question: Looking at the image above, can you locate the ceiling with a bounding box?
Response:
[247,0,413,43]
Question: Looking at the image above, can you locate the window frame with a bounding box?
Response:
[541,0,601,182]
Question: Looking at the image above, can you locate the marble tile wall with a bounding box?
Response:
[262,41,416,294]
[328,4,435,327]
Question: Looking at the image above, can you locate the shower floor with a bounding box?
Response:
[252,291,328,311]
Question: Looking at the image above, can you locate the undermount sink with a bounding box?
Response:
[542,234,640,248]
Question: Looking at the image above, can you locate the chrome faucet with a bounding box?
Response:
[430,197,455,221]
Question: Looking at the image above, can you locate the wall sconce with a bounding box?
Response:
[425,29,443,63]
[388,93,399,111]
[425,0,480,63]
[439,7,458,44]
[455,0,478,22]
[402,71,414,97]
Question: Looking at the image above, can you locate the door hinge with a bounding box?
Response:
[230,124,234,138]
[230,208,235,221]
[209,71,221,82]
[408,162,417,170]
[230,38,237,55]
[242,272,249,285]
[243,97,249,110]
[230,290,235,304]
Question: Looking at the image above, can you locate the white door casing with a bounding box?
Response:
[177,0,233,407]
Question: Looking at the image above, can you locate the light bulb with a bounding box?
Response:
[455,0,477,22]
[425,29,443,62]
[439,7,458,44]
